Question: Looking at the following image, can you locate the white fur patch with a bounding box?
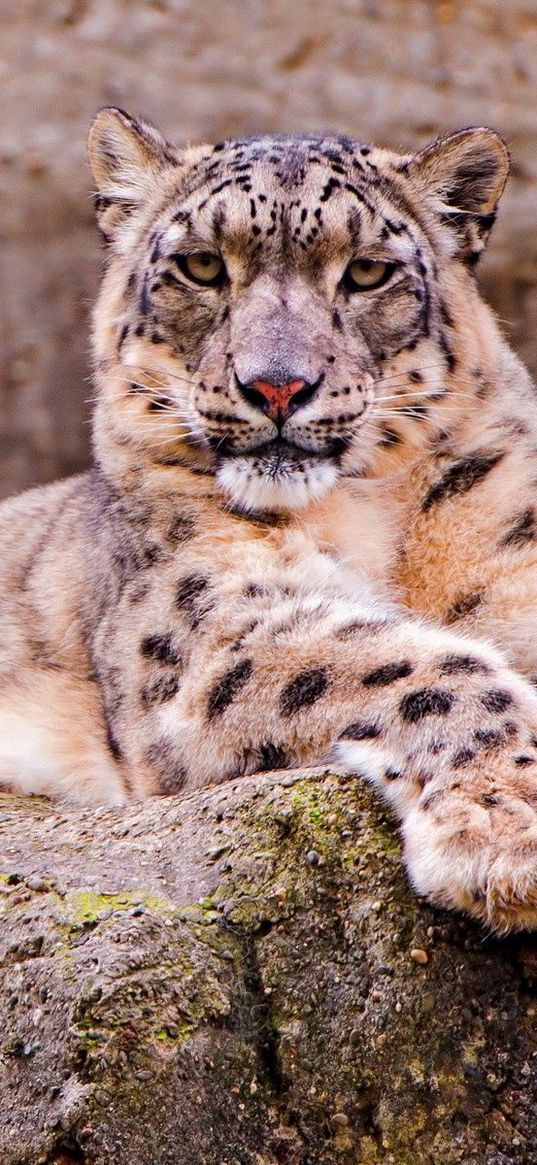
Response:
[0,702,127,807]
[335,740,393,783]
[216,456,339,511]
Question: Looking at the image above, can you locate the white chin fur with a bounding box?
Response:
[217,457,339,511]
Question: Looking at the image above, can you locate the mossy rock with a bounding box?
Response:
[0,771,536,1164]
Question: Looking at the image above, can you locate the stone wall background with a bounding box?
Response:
[2,0,537,499]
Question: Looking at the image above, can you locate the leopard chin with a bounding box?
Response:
[216,451,340,512]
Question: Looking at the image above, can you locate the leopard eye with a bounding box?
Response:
[343,258,396,292]
[175,252,226,287]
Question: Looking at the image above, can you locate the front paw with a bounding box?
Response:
[402,759,537,932]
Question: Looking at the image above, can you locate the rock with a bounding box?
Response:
[409,947,429,965]
[0,772,537,1164]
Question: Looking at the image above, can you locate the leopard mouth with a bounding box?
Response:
[215,435,348,512]
[216,434,349,464]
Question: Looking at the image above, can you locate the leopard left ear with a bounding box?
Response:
[88,107,179,245]
[405,127,510,263]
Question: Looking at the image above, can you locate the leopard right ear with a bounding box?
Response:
[404,127,510,263]
[88,107,179,243]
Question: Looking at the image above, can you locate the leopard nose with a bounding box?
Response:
[237,377,319,423]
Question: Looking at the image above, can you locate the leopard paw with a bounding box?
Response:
[402,767,537,933]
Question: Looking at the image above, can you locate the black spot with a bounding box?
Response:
[117,322,129,352]
[438,331,457,373]
[167,514,196,544]
[229,618,259,653]
[446,592,483,623]
[452,747,476,767]
[379,425,402,447]
[244,582,270,599]
[141,634,182,666]
[147,396,172,414]
[336,619,387,640]
[400,687,455,722]
[257,742,290,771]
[142,543,165,565]
[515,755,536,767]
[176,573,211,628]
[336,620,368,639]
[139,275,150,316]
[474,727,504,749]
[161,270,181,288]
[422,452,504,512]
[280,667,329,716]
[439,654,491,676]
[480,689,514,713]
[362,661,413,687]
[226,504,288,529]
[141,672,181,708]
[340,721,381,740]
[499,507,536,550]
[102,665,125,717]
[207,659,253,719]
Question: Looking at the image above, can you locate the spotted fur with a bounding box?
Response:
[3,108,537,933]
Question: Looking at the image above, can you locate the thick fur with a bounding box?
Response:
[4,108,537,932]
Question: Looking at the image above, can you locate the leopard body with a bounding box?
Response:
[4,108,537,930]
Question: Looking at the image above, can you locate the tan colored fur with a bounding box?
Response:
[3,108,537,931]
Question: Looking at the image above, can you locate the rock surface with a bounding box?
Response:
[1,770,537,1165]
[2,1,537,497]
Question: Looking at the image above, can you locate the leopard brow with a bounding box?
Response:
[161,233,212,260]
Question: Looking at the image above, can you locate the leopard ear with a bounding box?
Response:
[405,127,510,263]
[88,107,178,243]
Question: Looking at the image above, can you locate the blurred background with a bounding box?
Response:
[2,0,537,499]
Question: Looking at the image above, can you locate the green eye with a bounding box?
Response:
[176,252,226,287]
[343,258,396,292]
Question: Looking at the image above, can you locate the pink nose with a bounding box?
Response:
[249,378,309,422]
